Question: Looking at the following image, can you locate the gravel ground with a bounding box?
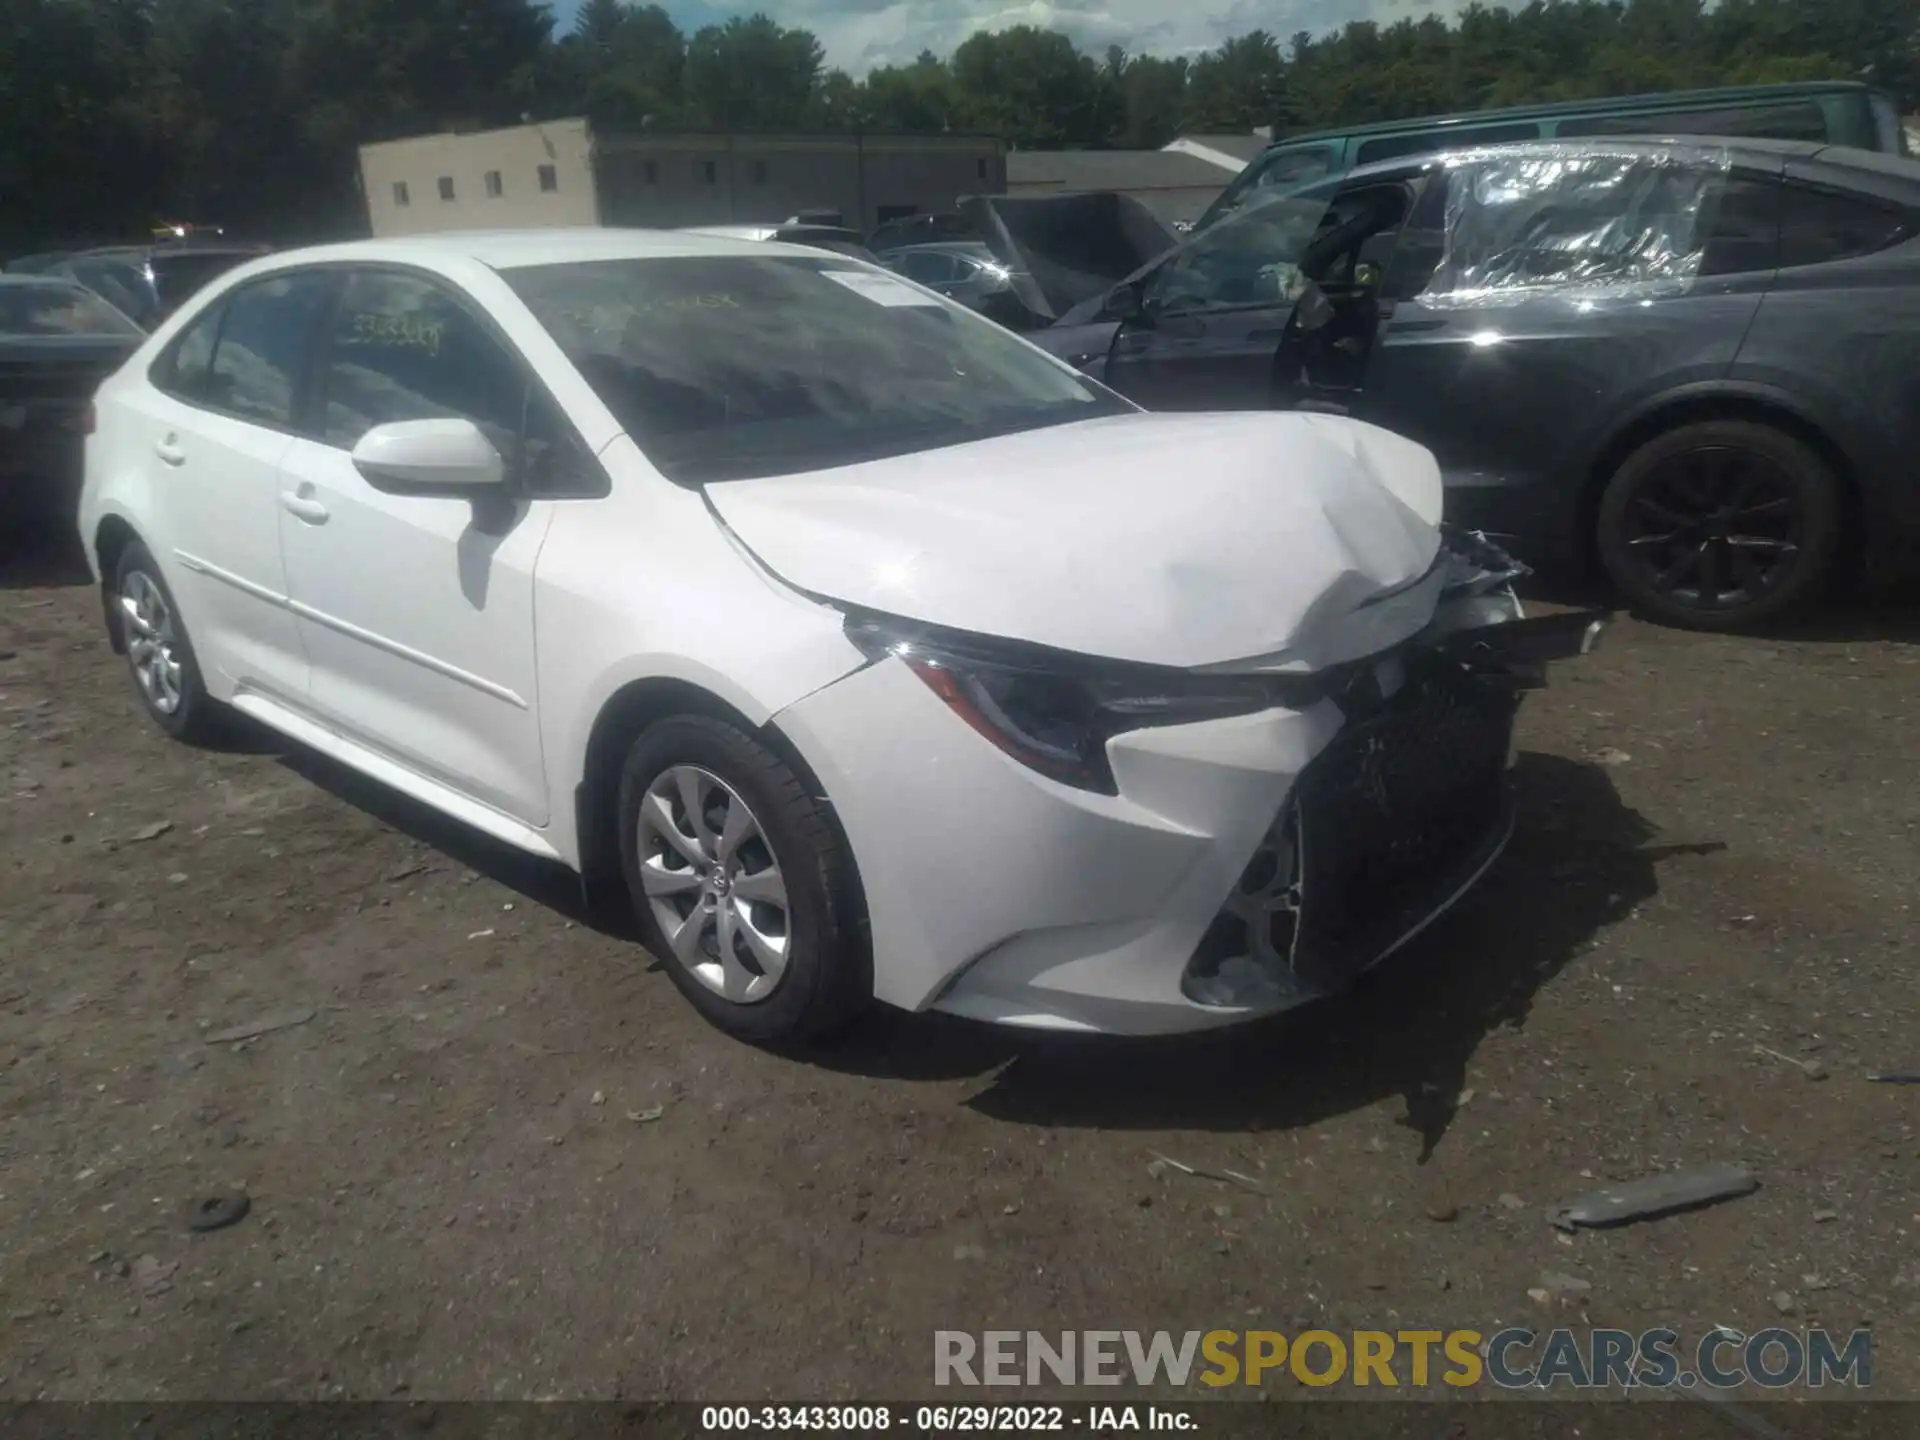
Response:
[1,533,1916,1412]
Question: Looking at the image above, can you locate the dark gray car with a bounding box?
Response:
[972,139,1920,630]
[878,242,1039,327]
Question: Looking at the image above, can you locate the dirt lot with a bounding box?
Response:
[1,531,1917,1410]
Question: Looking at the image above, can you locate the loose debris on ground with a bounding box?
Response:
[3,547,1918,1400]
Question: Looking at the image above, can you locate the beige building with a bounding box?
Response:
[358,119,1007,238]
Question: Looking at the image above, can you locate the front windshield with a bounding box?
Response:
[505,254,1131,484]
[0,282,144,338]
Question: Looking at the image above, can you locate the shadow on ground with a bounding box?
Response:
[0,524,92,590]
[247,719,1683,1161]
[264,738,638,940]
[813,752,1685,1159]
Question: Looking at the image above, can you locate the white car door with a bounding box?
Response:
[273,266,566,826]
[131,273,332,705]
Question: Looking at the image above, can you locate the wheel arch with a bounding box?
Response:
[570,675,866,931]
[1573,384,1866,578]
[93,513,145,654]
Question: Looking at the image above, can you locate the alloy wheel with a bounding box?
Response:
[121,571,184,716]
[1617,444,1804,613]
[633,764,790,1004]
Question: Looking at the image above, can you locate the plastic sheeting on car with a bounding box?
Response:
[1416,143,1732,309]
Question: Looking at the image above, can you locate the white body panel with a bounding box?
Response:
[707,410,1446,670]
[77,227,1529,1037]
[275,436,557,825]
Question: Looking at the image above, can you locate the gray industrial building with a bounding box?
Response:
[1004,133,1267,225]
[358,118,1006,238]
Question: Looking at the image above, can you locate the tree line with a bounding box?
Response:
[2,0,1913,253]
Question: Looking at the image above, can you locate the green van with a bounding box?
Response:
[1197,81,1912,230]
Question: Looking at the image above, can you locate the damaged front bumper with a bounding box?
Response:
[773,532,1607,1035]
[1187,532,1608,1012]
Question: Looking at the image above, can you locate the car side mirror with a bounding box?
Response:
[1103,282,1146,324]
[351,419,508,497]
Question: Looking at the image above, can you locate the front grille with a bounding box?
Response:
[1287,658,1517,990]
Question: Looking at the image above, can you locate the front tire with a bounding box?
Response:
[617,714,868,1044]
[1596,419,1842,631]
[113,541,224,743]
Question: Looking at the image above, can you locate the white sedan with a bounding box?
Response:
[78,228,1602,1042]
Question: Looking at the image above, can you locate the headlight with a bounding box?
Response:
[846,614,1314,795]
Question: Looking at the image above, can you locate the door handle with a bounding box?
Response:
[280,492,330,524]
[154,437,186,466]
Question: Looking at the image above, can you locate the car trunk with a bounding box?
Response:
[0,338,136,505]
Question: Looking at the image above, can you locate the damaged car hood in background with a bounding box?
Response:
[707,411,1452,672]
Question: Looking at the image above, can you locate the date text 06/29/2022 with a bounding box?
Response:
[700,1406,1194,1432]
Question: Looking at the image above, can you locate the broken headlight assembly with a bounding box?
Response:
[844,614,1322,795]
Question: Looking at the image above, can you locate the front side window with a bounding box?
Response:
[504,255,1131,485]
[205,272,333,427]
[1145,187,1349,314]
[318,270,526,456]
[0,282,144,338]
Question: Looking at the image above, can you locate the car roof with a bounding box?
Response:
[1270,81,1885,148]
[678,224,780,242]
[236,228,828,275]
[893,241,995,257]
[0,272,88,289]
[1332,135,1850,188]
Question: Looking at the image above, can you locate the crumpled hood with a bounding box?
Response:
[707,410,1447,671]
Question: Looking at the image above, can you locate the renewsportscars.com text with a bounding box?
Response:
[934,1327,1872,1390]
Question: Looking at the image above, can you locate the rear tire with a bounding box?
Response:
[617,714,869,1045]
[1596,419,1841,631]
[112,541,225,744]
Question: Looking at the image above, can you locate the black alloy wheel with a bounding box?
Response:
[1597,419,1841,631]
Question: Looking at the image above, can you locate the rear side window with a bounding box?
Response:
[899,251,959,284]
[1777,185,1912,268]
[153,304,223,399]
[1356,123,1538,166]
[1698,174,1781,277]
[1869,92,1904,153]
[1557,101,1829,143]
[205,272,333,428]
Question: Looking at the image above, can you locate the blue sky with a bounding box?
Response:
[551,0,1465,76]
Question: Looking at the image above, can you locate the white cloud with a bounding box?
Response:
[738,0,1469,73]
[558,0,1472,77]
